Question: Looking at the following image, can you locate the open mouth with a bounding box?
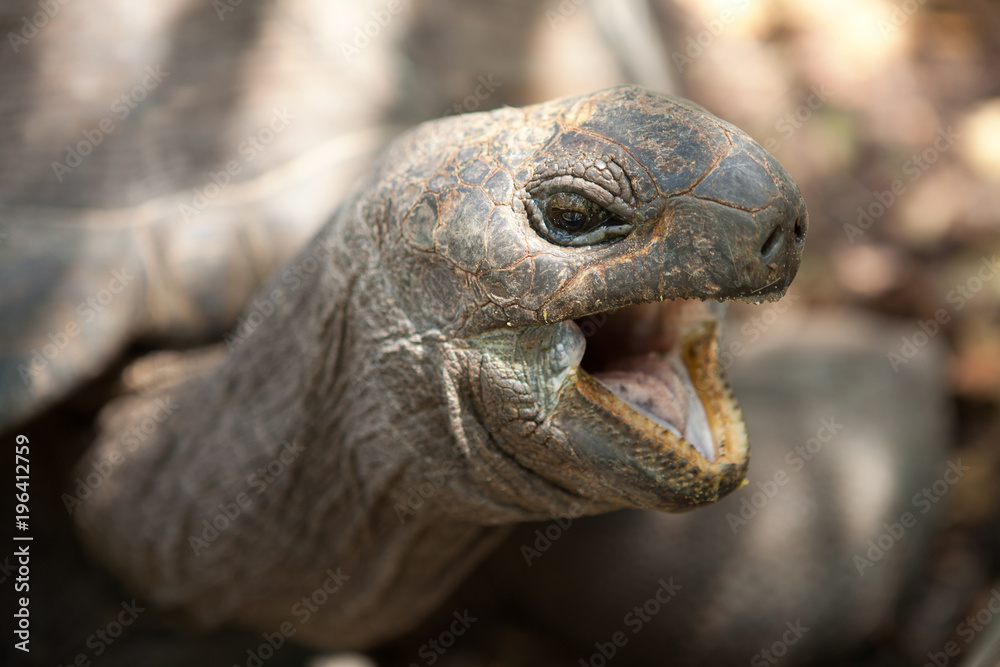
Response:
[469,294,753,510]
[570,299,747,468]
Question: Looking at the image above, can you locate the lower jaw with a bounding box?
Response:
[553,301,750,511]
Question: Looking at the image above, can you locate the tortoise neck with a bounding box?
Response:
[75,205,509,646]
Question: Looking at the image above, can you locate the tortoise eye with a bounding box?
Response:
[545,192,611,235]
[526,190,634,247]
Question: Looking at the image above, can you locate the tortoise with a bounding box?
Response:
[69,84,807,647]
[0,6,949,662]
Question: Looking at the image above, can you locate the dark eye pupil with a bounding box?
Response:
[559,210,587,230]
[530,189,631,246]
[546,192,600,234]
[538,191,617,240]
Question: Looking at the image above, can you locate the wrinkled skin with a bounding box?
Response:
[74,86,806,648]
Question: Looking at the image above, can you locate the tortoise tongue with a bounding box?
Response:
[593,352,716,461]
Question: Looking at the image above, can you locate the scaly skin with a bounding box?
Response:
[74,86,807,648]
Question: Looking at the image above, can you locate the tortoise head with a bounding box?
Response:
[358,85,806,518]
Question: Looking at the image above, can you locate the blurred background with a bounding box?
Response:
[1,0,999,665]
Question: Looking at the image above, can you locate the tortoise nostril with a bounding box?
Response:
[760,225,783,259]
[794,217,805,244]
